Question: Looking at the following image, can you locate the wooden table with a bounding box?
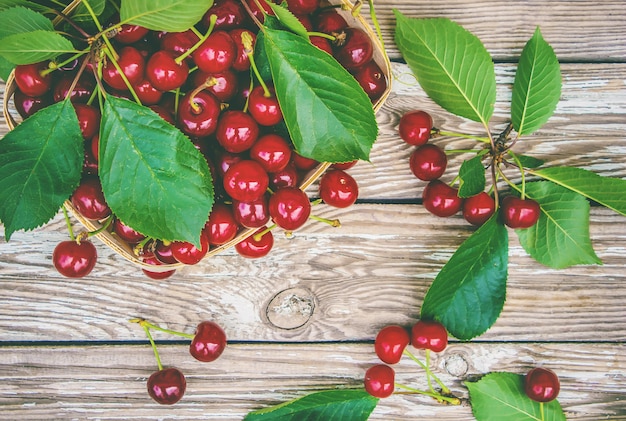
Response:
[1,1,625,419]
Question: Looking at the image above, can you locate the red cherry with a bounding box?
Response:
[71,177,111,220]
[204,203,239,246]
[73,103,100,140]
[160,29,199,57]
[310,36,333,55]
[202,0,248,30]
[177,90,221,137]
[14,90,52,118]
[215,110,260,153]
[291,152,319,172]
[269,187,311,231]
[232,194,270,228]
[331,160,357,170]
[246,0,274,22]
[189,321,227,362]
[170,232,210,265]
[409,144,447,181]
[411,320,448,353]
[215,149,243,177]
[229,28,256,72]
[314,9,348,33]
[146,50,189,91]
[14,61,52,97]
[269,162,299,190]
[192,69,238,102]
[223,160,269,202]
[147,367,186,405]
[463,192,496,226]
[525,367,560,403]
[285,0,319,15]
[501,196,541,229]
[153,241,178,264]
[52,240,97,278]
[375,325,410,364]
[193,30,236,74]
[141,254,176,280]
[422,180,463,217]
[399,110,433,146]
[354,60,387,102]
[333,28,373,71]
[90,134,99,162]
[53,73,95,103]
[134,78,163,105]
[248,85,283,126]
[235,228,274,258]
[319,169,359,208]
[149,104,176,125]
[102,46,145,91]
[113,218,145,244]
[115,24,149,44]
[249,133,292,173]
[364,364,395,398]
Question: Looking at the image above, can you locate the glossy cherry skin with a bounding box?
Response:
[310,36,333,55]
[115,24,149,44]
[364,364,395,398]
[235,228,274,258]
[375,325,410,364]
[53,74,95,103]
[215,110,259,153]
[170,232,210,265]
[248,85,283,126]
[141,254,176,280]
[422,180,463,218]
[246,0,274,22]
[525,367,560,403]
[193,30,236,74]
[232,194,270,228]
[113,218,145,244]
[160,29,200,56]
[14,90,52,119]
[463,192,496,226]
[71,178,111,220]
[193,69,238,102]
[134,78,163,105]
[399,110,433,146]
[501,196,541,229]
[146,50,189,91]
[269,162,299,190]
[189,321,227,362]
[204,203,239,246]
[285,0,319,14]
[73,103,100,140]
[203,0,248,30]
[229,28,256,72]
[314,9,348,33]
[269,187,311,231]
[409,144,447,181]
[147,367,186,405]
[354,60,387,102]
[215,149,243,177]
[249,134,292,173]
[52,240,97,278]
[333,28,373,71]
[14,62,52,97]
[102,46,145,91]
[319,169,359,208]
[153,240,179,264]
[411,320,448,353]
[177,90,221,138]
[291,152,319,172]
[223,160,269,202]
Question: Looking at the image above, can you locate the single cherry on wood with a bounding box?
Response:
[189,321,227,362]
[364,364,395,398]
[411,320,448,353]
[147,367,186,405]
[375,325,410,364]
[399,110,433,146]
[525,367,560,403]
[52,240,97,278]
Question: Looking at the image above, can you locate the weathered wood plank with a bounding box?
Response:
[363,0,626,61]
[0,342,623,420]
[1,205,624,342]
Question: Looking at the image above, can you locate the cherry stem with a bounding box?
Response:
[134,319,164,371]
[402,349,451,395]
[508,150,527,199]
[102,47,142,105]
[61,206,75,241]
[43,49,89,75]
[425,349,435,394]
[367,0,386,52]
[253,224,277,242]
[307,31,336,41]
[132,318,195,340]
[63,54,90,102]
[50,9,91,38]
[243,31,271,98]
[394,383,461,405]
[175,15,217,65]
[87,216,113,237]
[540,402,545,421]
[433,129,491,144]
[309,214,341,227]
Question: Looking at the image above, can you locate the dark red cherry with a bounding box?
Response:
[204,203,239,246]
[134,78,163,105]
[215,149,243,177]
[501,196,541,229]
[269,187,311,231]
[102,46,145,91]
[192,69,238,102]
[411,320,448,353]
[314,9,348,33]
[71,177,111,220]
[525,367,560,403]
[310,36,333,55]
[319,169,359,208]
[409,144,447,181]
[285,0,319,15]
[189,321,227,362]
[202,0,248,30]
[354,60,387,102]
[160,29,199,57]
[292,152,319,172]
[90,134,99,162]
[193,30,236,74]
[229,28,256,72]
[141,254,176,279]
[331,160,357,170]
[177,90,221,137]
[248,85,283,126]
[375,325,410,364]
[333,28,373,71]
[223,160,269,202]
[147,367,186,405]
[215,110,259,153]
[14,61,52,97]
[73,103,100,140]
[82,146,98,176]
[364,364,395,398]
[269,162,299,190]
[235,228,274,258]
[232,194,270,228]
[399,110,433,146]
[153,240,179,264]
[249,133,292,173]
[14,90,52,118]
[294,13,313,31]
[52,240,97,278]
[170,232,210,265]
[113,218,145,243]
[53,73,95,103]
[149,105,176,125]
[463,192,496,226]
[146,50,189,91]
[115,24,149,44]
[246,0,274,22]
[422,179,463,217]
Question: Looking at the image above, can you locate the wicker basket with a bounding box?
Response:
[2,0,391,271]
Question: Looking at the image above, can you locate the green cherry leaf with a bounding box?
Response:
[267,2,309,39]
[532,166,626,216]
[511,27,562,136]
[119,0,213,32]
[512,153,545,169]
[0,100,83,240]
[467,372,566,421]
[458,155,486,198]
[0,1,49,13]
[0,55,14,80]
[72,0,107,22]
[243,389,378,421]
[99,96,214,246]
[515,181,601,269]
[393,11,496,127]
[421,215,508,340]
[0,30,75,64]
[0,6,53,40]
[263,26,377,162]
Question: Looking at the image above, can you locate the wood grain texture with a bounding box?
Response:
[0,342,623,420]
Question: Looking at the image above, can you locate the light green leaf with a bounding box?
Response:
[467,372,566,421]
[0,55,14,80]
[0,30,75,64]
[533,166,626,216]
[119,0,213,32]
[513,153,545,169]
[99,96,214,246]
[267,2,309,39]
[511,27,561,136]
[0,100,83,240]
[243,389,378,421]
[516,181,601,269]
[263,27,378,162]
[421,216,508,340]
[0,1,49,13]
[458,155,486,198]
[0,6,53,39]
[72,0,106,22]
[393,11,496,127]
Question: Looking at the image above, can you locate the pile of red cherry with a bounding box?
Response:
[398,110,541,229]
[11,0,387,279]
